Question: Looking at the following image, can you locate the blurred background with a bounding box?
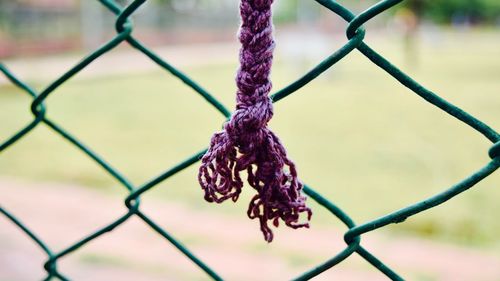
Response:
[1,0,499,280]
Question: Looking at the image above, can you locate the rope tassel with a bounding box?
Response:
[198,0,312,242]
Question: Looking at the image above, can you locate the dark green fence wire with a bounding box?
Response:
[1,0,499,280]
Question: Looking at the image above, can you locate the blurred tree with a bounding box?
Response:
[399,0,500,24]
[395,1,421,68]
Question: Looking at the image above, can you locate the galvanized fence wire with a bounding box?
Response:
[0,0,498,280]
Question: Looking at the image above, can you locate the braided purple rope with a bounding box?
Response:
[198,0,312,242]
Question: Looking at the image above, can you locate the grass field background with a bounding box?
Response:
[1,29,499,251]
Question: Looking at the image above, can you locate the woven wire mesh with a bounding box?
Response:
[1,0,499,280]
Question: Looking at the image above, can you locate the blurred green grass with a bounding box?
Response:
[1,30,499,248]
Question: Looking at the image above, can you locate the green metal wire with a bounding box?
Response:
[0,0,498,280]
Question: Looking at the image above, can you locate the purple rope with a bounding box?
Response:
[198,0,312,242]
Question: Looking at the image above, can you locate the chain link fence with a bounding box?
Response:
[1,0,499,280]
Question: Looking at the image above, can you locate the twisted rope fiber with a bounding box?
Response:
[199,0,311,242]
[0,0,498,280]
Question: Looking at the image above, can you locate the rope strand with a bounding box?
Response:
[198,0,312,242]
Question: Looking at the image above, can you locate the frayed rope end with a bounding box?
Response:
[199,127,312,242]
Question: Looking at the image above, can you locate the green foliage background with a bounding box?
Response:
[273,0,500,24]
